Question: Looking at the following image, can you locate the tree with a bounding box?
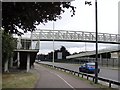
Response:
[73,52,78,55]
[60,46,66,52]
[2,2,76,35]
[60,46,70,59]
[2,31,17,72]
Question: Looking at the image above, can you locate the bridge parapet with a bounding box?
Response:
[29,29,120,44]
[15,29,120,50]
[16,35,39,50]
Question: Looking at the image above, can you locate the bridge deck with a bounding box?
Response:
[21,29,120,44]
[15,29,120,50]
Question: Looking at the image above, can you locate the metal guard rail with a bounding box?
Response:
[38,62,120,88]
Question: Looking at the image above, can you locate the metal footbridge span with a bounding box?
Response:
[22,29,120,44]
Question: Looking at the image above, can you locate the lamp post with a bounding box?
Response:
[95,0,98,84]
[53,21,55,68]
[85,0,98,84]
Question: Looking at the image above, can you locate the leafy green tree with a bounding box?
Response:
[2,31,17,71]
[2,2,76,35]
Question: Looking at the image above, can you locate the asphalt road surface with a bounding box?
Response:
[34,63,102,89]
[37,61,118,81]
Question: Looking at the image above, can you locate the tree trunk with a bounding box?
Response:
[4,59,9,72]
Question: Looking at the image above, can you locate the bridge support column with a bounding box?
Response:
[17,52,20,68]
[10,56,13,68]
[27,54,30,72]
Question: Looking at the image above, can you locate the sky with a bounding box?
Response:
[31,0,119,54]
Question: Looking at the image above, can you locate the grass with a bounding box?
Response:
[39,64,118,90]
[0,73,2,89]
[2,71,38,88]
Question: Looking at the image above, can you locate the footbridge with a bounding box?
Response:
[13,29,119,72]
[20,29,120,46]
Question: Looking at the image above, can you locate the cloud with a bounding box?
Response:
[39,41,85,50]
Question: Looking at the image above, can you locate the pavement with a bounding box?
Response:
[33,63,106,90]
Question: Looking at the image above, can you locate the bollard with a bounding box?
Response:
[74,72,75,75]
[82,74,83,78]
[87,75,89,80]
[93,77,94,82]
[109,81,111,88]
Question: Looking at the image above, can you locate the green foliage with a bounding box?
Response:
[2,31,17,66]
[2,2,76,35]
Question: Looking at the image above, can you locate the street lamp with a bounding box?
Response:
[94,0,98,84]
[85,0,98,84]
[53,21,55,68]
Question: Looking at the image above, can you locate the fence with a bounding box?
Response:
[69,58,119,67]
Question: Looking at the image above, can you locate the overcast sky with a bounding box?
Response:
[33,0,119,54]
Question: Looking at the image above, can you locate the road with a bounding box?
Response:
[37,61,118,81]
[34,63,103,89]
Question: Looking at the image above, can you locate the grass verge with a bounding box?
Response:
[0,73,2,89]
[2,71,38,88]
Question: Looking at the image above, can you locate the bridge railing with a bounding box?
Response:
[67,57,119,67]
[30,29,120,43]
[17,29,120,50]
[16,37,39,50]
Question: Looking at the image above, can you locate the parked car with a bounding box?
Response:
[79,62,100,73]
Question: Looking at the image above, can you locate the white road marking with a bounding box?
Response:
[50,71,75,90]
[56,74,74,89]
